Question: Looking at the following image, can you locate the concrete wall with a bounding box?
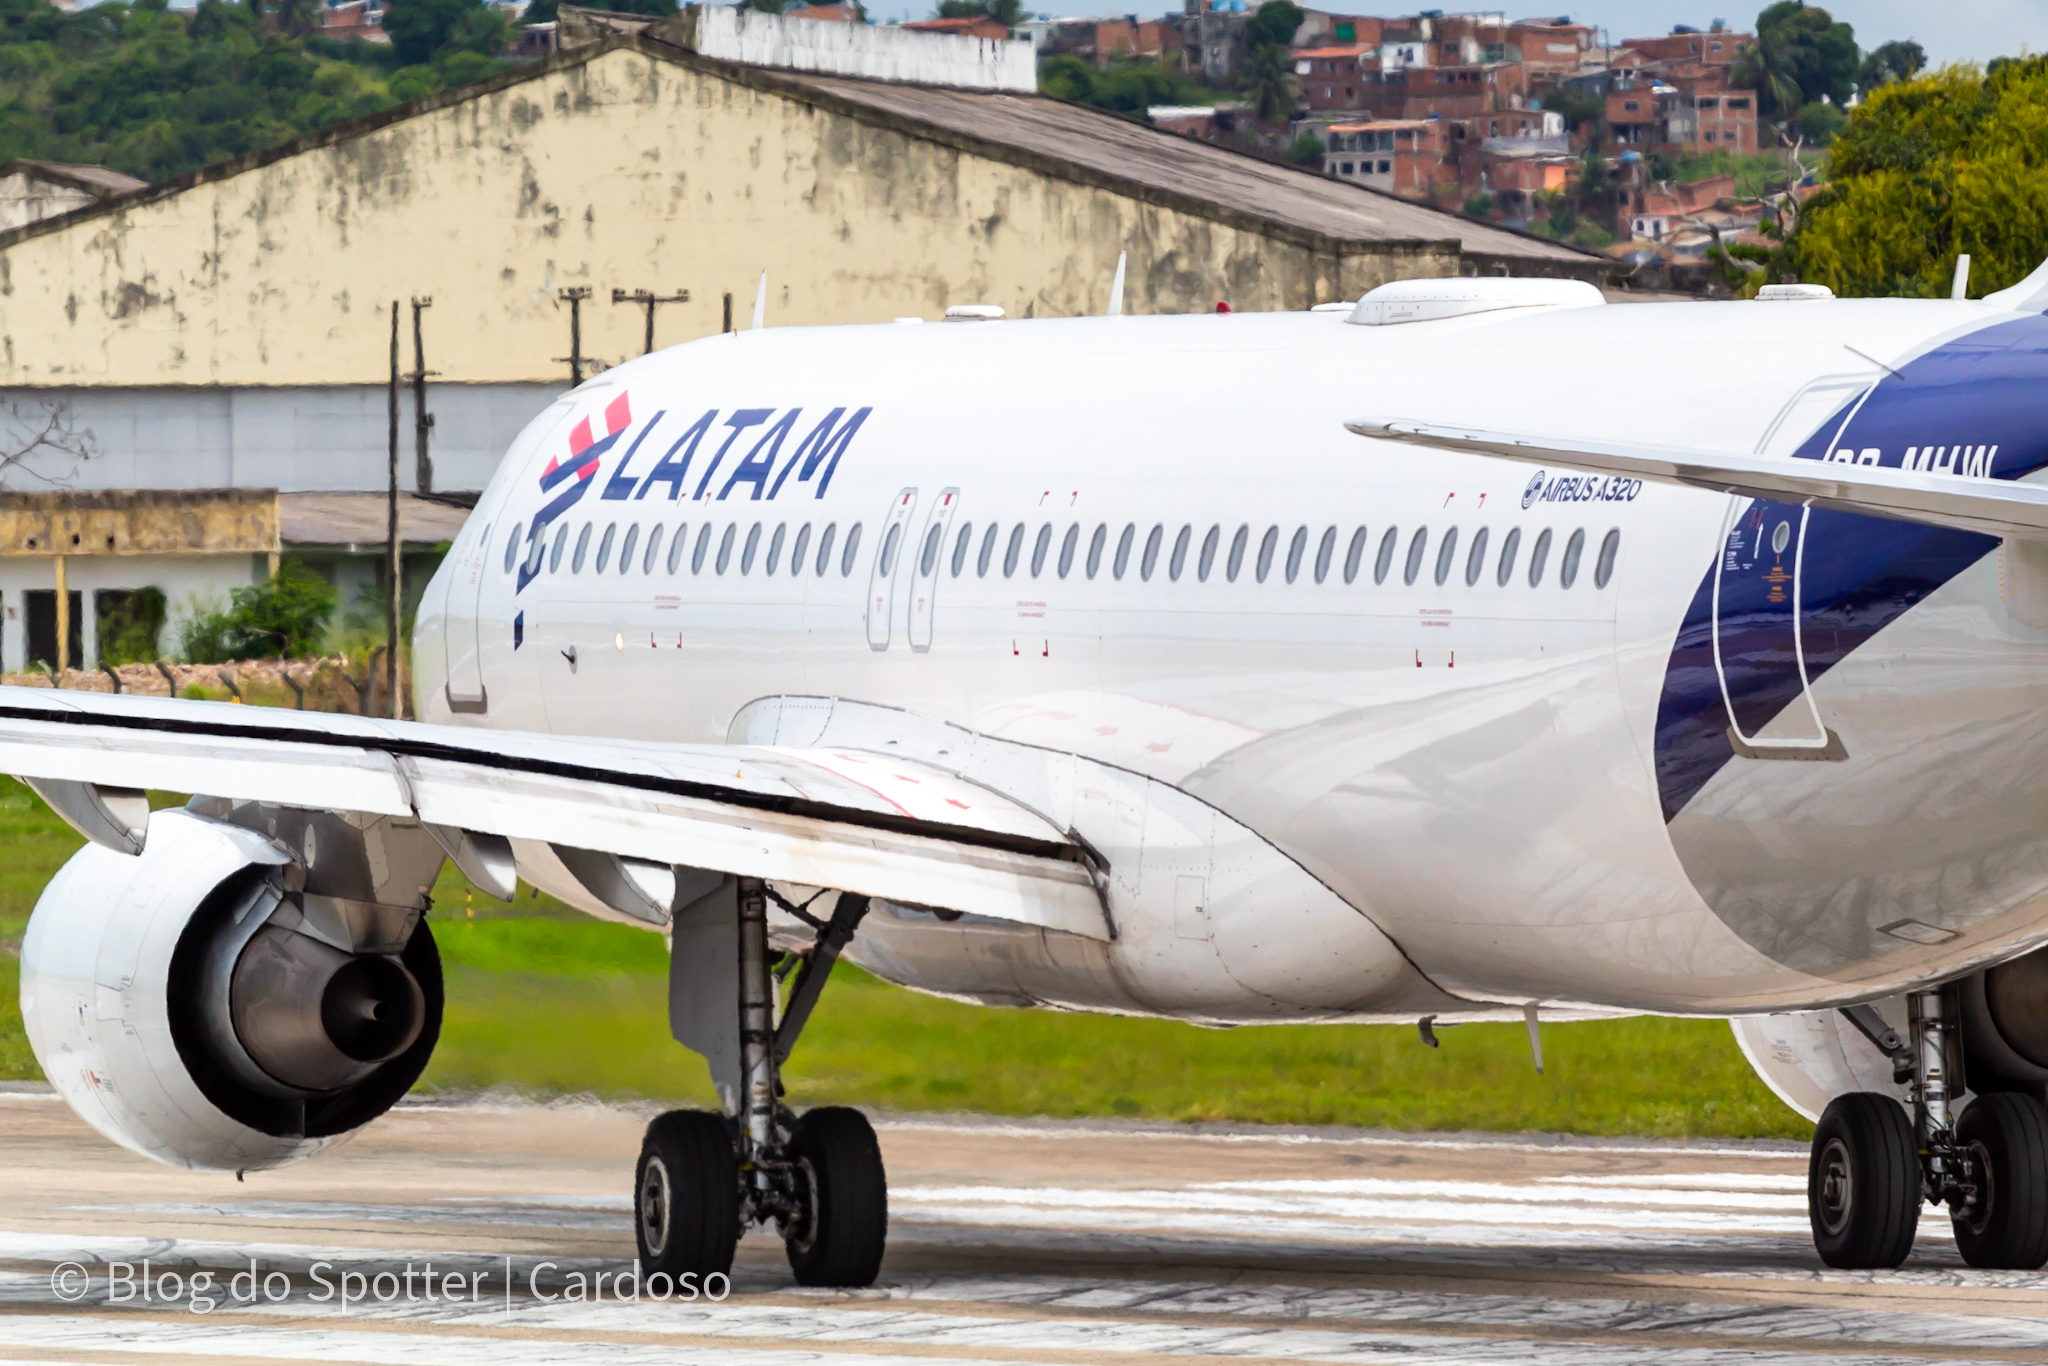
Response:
[674,6,1037,90]
[0,384,560,493]
[0,41,1445,391]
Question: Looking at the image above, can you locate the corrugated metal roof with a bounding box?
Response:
[775,71,1596,265]
[280,493,471,548]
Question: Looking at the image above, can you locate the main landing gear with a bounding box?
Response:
[634,879,888,1288]
[1811,992,2048,1269]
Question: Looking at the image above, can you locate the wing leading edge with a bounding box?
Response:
[0,687,1109,940]
[1347,417,2048,542]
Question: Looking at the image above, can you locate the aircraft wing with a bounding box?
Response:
[1348,417,2048,542]
[0,687,1109,939]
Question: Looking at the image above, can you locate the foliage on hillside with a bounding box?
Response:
[0,0,509,182]
[1787,58,2048,297]
[1039,55,1213,116]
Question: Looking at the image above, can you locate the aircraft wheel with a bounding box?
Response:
[1809,1092,1920,1269]
[1953,1091,2048,1269]
[636,1109,740,1282]
[784,1106,887,1287]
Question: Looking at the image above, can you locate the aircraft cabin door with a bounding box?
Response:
[1711,375,1872,753]
[866,488,918,651]
[442,517,495,711]
[908,488,960,653]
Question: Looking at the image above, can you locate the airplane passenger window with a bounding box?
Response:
[643,524,664,575]
[950,523,972,577]
[1464,526,1489,586]
[919,522,942,577]
[596,523,617,574]
[878,522,902,578]
[1003,523,1025,578]
[503,522,523,573]
[1374,526,1398,584]
[767,523,787,575]
[1140,524,1164,581]
[619,524,640,575]
[1595,528,1620,588]
[1198,525,1220,581]
[1284,526,1307,584]
[815,523,837,577]
[667,524,688,574]
[1086,523,1108,579]
[1403,527,1428,585]
[791,524,811,576]
[839,522,861,576]
[1030,523,1053,577]
[572,522,593,573]
[1343,526,1368,584]
[1226,524,1249,582]
[1559,528,1585,588]
[524,532,545,578]
[1433,526,1458,586]
[1113,523,1135,580]
[1494,527,1520,586]
[1527,528,1552,586]
[692,522,713,573]
[743,523,765,575]
[1057,523,1080,579]
[1314,526,1337,584]
[549,523,568,573]
[1255,526,1278,583]
[977,522,998,577]
[716,524,736,574]
[1168,525,1191,581]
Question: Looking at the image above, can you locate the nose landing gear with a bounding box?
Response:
[1814,991,2048,1269]
[634,879,888,1288]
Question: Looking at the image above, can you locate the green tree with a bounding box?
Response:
[1756,2,1857,107]
[380,0,503,66]
[1240,41,1297,124]
[1786,59,2048,298]
[1242,0,1302,50]
[1463,191,1493,217]
[1040,54,1213,116]
[1729,19,1804,118]
[1539,86,1602,134]
[1857,38,1925,93]
[1287,130,1322,165]
[937,0,1021,24]
[180,564,340,663]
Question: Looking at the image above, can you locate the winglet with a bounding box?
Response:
[1107,251,1126,317]
[1984,257,2048,312]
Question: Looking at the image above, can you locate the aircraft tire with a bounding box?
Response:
[635,1110,740,1284]
[1952,1091,2048,1269]
[785,1106,887,1287]
[1809,1092,1920,1269]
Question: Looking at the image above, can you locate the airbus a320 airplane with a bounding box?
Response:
[14,267,2048,1285]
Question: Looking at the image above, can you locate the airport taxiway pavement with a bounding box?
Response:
[0,1085,2043,1366]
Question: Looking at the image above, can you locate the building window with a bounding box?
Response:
[1379,159,1391,173]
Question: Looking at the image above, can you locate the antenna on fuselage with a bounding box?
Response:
[751,272,768,330]
[1952,254,1972,301]
[1107,251,1126,317]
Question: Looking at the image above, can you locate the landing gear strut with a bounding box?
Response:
[635,879,887,1288]
[1814,991,2048,1269]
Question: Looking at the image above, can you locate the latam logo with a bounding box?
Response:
[517,398,872,591]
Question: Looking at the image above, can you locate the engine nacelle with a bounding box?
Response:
[1732,946,2048,1122]
[21,806,444,1171]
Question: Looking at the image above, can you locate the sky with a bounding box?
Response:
[861,0,2048,69]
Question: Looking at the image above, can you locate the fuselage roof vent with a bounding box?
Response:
[1346,276,1605,327]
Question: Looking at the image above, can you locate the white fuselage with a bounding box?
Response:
[412,298,2048,1021]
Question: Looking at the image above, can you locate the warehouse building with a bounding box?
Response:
[0,7,1599,670]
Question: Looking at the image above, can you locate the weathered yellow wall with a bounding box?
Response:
[0,42,1458,388]
[0,490,279,556]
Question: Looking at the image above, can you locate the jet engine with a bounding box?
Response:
[20,804,444,1171]
[1732,946,2048,1121]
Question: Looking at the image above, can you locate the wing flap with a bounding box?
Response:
[0,688,1110,940]
[1348,417,2048,541]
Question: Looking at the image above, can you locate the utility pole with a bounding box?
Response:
[386,300,402,720]
[722,291,733,335]
[554,286,594,385]
[409,296,436,495]
[612,288,690,356]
